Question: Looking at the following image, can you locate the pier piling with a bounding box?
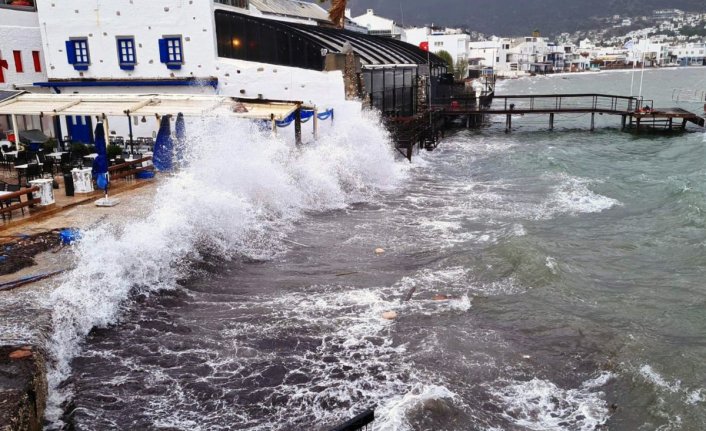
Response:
[549,113,554,131]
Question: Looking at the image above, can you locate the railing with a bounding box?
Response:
[0,186,40,216]
[433,93,650,114]
[108,156,153,181]
[493,94,642,113]
[328,410,375,431]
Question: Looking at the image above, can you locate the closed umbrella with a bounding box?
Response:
[175,112,186,165]
[93,122,119,206]
[153,115,173,172]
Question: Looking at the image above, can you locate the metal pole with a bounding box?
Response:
[313,109,318,140]
[638,52,646,98]
[11,114,20,149]
[126,111,134,155]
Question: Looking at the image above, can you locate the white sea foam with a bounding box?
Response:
[539,175,620,219]
[489,373,613,431]
[639,365,682,393]
[545,256,559,274]
[43,101,405,424]
[374,384,459,431]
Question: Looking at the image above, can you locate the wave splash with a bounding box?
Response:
[43,102,405,424]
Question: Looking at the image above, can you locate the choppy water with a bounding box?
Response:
[46,68,706,430]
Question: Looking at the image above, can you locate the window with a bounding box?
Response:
[0,0,36,11]
[32,51,41,72]
[65,38,90,70]
[13,51,22,73]
[159,36,183,70]
[116,37,136,70]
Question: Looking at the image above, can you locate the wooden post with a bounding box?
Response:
[668,117,673,131]
[635,117,641,133]
[590,113,595,131]
[549,113,554,131]
[271,114,276,135]
[681,118,687,130]
[294,108,302,146]
[505,114,511,133]
[621,115,626,130]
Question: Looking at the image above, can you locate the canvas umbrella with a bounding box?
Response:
[153,115,173,172]
[174,112,186,165]
[92,122,119,206]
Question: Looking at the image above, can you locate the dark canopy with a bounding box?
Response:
[215,9,446,71]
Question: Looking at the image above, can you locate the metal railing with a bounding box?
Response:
[432,93,652,114]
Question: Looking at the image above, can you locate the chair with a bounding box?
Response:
[42,159,55,178]
[25,164,42,184]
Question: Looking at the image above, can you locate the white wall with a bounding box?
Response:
[0,8,47,89]
[36,0,219,81]
[35,0,346,108]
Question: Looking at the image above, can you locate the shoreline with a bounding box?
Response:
[496,64,705,81]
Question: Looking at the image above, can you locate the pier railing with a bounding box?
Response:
[434,93,647,115]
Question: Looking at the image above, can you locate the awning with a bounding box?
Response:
[0,93,305,121]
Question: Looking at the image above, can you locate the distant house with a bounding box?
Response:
[403,26,470,74]
[350,9,403,39]
[0,1,50,140]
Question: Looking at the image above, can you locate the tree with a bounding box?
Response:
[454,58,469,80]
[435,50,454,74]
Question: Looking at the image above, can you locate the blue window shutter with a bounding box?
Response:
[158,39,169,64]
[66,40,77,64]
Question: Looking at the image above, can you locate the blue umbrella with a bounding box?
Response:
[153,115,173,172]
[175,112,186,165]
[92,122,109,191]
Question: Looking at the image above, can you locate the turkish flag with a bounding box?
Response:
[419,41,429,52]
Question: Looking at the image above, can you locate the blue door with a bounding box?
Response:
[66,116,93,144]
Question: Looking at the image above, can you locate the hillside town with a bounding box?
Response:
[348,7,706,78]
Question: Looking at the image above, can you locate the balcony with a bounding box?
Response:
[0,0,36,11]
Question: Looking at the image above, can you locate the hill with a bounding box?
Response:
[346,0,706,36]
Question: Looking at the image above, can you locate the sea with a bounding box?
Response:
[44,67,706,430]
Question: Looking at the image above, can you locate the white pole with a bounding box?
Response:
[638,51,646,100]
[630,52,636,96]
[11,114,20,150]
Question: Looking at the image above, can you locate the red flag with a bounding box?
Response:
[419,41,429,52]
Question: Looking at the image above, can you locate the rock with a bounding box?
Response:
[382,311,398,320]
[0,345,47,431]
[374,248,385,255]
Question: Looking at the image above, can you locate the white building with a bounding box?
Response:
[0,1,47,90]
[627,40,670,66]
[350,9,403,39]
[671,43,706,66]
[403,26,470,70]
[0,1,51,140]
[6,0,437,142]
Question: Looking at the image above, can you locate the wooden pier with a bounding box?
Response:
[433,93,706,133]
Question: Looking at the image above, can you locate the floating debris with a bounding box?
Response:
[375,247,385,255]
[382,311,398,320]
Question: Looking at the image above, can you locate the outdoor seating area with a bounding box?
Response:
[0,146,155,222]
